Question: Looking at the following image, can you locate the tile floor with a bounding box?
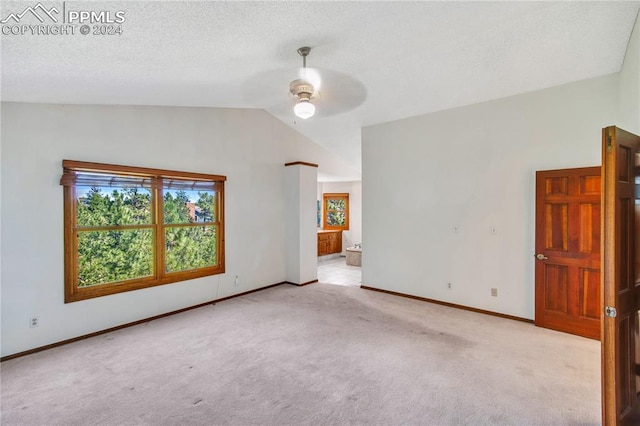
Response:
[317,256,361,287]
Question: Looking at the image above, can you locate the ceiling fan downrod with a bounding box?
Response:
[297,46,311,69]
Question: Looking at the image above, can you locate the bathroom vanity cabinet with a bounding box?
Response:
[317,230,342,256]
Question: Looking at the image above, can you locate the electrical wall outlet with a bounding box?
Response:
[447,282,452,289]
[234,276,239,287]
[29,316,39,328]
[491,288,498,297]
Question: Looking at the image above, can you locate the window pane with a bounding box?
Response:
[163,190,216,224]
[165,225,217,273]
[78,229,153,287]
[327,199,346,210]
[76,186,151,227]
[327,211,347,226]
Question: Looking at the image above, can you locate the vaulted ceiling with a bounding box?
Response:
[2,1,639,178]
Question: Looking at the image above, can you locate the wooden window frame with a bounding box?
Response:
[323,193,349,231]
[61,160,226,303]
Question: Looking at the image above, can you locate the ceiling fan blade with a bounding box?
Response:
[311,69,367,117]
[298,67,322,91]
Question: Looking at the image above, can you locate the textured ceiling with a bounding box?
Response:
[2,1,639,179]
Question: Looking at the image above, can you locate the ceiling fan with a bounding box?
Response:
[289,46,320,119]
[243,46,365,121]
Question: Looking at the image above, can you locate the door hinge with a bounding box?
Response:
[605,306,617,318]
[606,130,613,153]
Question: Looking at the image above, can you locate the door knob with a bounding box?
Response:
[536,253,549,260]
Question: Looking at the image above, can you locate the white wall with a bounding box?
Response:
[299,166,319,283]
[285,164,318,284]
[0,102,356,357]
[362,74,619,319]
[318,181,362,253]
[619,12,640,134]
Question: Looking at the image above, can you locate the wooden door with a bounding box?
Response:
[602,126,640,425]
[535,167,602,339]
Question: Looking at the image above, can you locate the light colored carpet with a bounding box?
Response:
[1,283,600,425]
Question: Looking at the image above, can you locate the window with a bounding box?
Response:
[61,160,225,302]
[323,193,349,230]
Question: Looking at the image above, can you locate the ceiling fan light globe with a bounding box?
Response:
[294,100,316,119]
